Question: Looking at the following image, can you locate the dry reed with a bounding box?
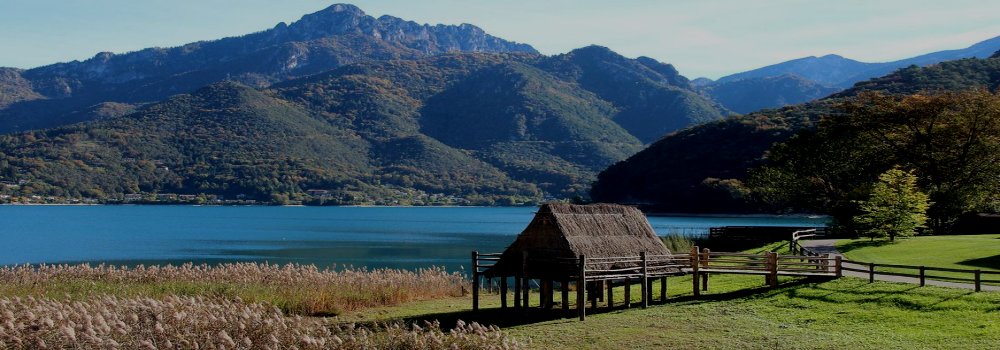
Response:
[0,295,523,349]
[0,263,468,316]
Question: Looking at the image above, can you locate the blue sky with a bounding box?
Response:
[2,0,1000,79]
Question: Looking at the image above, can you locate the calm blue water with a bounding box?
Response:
[0,206,826,271]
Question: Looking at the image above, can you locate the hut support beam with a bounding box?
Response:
[523,278,530,308]
[640,252,648,309]
[577,255,586,321]
[472,251,479,312]
[607,279,614,309]
[660,276,667,301]
[562,279,570,314]
[500,277,508,310]
[590,282,597,309]
[520,252,529,309]
[624,277,631,308]
[514,276,522,308]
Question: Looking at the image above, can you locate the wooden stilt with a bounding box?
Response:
[624,277,631,308]
[472,251,479,312]
[607,279,614,309]
[640,252,648,309]
[500,276,508,309]
[523,278,530,307]
[562,279,570,313]
[660,276,667,301]
[521,252,529,308]
[577,255,586,321]
[514,275,522,308]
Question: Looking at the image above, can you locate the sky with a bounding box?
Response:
[2,0,1000,79]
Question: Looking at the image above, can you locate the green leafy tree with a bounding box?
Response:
[750,90,1000,233]
[856,168,930,241]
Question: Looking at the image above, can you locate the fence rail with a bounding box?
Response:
[840,259,998,292]
[472,231,997,321]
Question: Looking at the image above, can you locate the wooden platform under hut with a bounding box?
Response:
[471,203,687,320]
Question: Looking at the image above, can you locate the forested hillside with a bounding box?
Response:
[592,54,1000,214]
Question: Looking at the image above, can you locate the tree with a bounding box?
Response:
[751,90,1000,234]
[855,168,930,241]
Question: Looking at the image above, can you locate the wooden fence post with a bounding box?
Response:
[767,252,778,287]
[701,248,710,292]
[835,256,842,278]
[500,276,508,309]
[472,251,479,312]
[691,246,700,297]
[919,266,926,287]
[640,252,648,309]
[974,270,981,292]
[869,262,875,283]
[577,254,586,321]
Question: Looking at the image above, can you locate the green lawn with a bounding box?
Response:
[837,235,1000,282]
[341,274,1000,349]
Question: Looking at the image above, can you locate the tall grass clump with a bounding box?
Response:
[0,295,523,349]
[0,263,468,316]
[661,234,698,253]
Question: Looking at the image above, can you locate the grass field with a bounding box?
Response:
[836,234,1000,272]
[343,274,1000,349]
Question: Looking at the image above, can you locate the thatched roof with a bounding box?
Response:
[486,203,672,278]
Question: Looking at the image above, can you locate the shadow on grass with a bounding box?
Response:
[362,277,829,330]
[836,240,895,253]
[957,254,1000,270]
[784,277,983,312]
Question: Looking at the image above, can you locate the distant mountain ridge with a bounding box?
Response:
[0,3,536,133]
[717,35,1000,88]
[701,35,1000,114]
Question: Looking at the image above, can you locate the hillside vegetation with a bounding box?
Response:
[0,46,724,204]
[594,54,1000,215]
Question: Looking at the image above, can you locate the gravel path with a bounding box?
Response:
[798,239,999,292]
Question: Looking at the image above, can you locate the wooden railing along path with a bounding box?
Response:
[471,246,839,320]
[839,259,999,292]
[473,231,997,321]
[790,232,998,292]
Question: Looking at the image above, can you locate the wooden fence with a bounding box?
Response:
[789,233,998,292]
[472,246,839,320]
[840,259,1000,292]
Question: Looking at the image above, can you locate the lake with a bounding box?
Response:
[0,206,826,271]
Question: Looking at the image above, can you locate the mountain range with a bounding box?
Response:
[0,3,536,133]
[2,2,1000,206]
[0,4,726,204]
[699,36,1000,113]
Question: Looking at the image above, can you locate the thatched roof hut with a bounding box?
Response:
[486,203,673,279]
